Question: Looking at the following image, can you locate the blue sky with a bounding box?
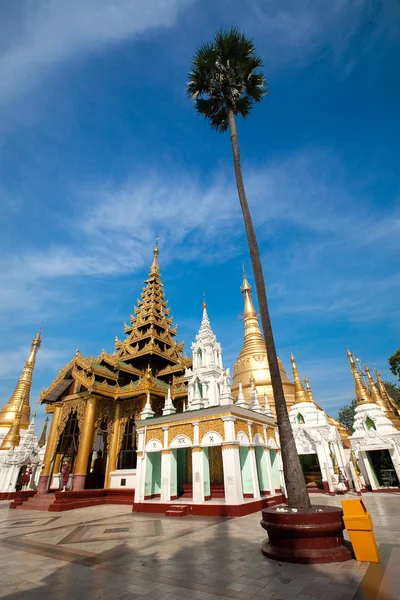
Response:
[0,0,399,436]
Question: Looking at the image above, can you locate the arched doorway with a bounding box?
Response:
[85,419,108,489]
[52,411,80,489]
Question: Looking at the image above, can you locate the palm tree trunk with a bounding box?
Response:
[227,107,311,510]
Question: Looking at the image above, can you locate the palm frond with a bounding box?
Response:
[188,28,267,128]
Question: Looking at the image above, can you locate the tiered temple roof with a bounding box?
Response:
[40,245,191,407]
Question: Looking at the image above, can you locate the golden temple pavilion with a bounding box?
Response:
[38,245,191,492]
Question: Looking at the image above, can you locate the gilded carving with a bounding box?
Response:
[118,400,141,451]
[94,399,115,449]
[234,418,250,437]
[146,428,164,445]
[168,423,193,444]
[161,449,171,455]
[199,418,225,441]
[54,397,86,453]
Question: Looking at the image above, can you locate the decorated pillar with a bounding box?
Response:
[248,446,261,499]
[192,447,205,502]
[221,442,243,504]
[105,401,121,488]
[73,396,98,491]
[160,449,172,502]
[135,427,146,501]
[37,404,63,492]
[264,447,274,493]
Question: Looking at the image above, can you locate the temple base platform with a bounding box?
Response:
[9,488,135,511]
[133,493,284,518]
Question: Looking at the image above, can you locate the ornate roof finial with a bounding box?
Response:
[202,293,207,310]
[235,381,247,408]
[263,390,274,418]
[347,349,371,405]
[150,239,160,275]
[365,365,400,427]
[290,354,309,404]
[376,368,400,415]
[162,385,176,416]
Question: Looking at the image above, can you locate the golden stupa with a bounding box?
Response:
[0,329,41,431]
[231,273,295,416]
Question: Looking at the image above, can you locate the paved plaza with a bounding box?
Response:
[0,493,399,600]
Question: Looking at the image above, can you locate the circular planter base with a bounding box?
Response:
[260,504,353,564]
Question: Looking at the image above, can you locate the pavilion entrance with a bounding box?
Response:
[299,453,323,489]
[50,411,80,490]
[367,449,400,488]
[208,446,223,484]
[176,448,192,497]
[85,420,108,490]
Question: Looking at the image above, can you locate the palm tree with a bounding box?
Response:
[188,28,311,509]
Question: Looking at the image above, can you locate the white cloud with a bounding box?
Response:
[0,0,195,104]
[0,148,399,334]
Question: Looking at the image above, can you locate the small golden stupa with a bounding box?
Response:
[0,329,41,431]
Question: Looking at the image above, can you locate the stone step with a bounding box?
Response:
[17,494,56,511]
[165,505,188,517]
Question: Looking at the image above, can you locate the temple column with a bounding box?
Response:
[50,453,63,489]
[192,447,205,502]
[264,447,274,494]
[105,401,121,488]
[160,450,172,502]
[73,396,98,491]
[37,404,63,493]
[248,446,261,499]
[222,442,243,504]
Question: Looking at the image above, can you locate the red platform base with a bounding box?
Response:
[133,494,284,518]
[10,488,134,511]
[260,505,352,564]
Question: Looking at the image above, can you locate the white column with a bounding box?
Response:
[162,426,169,448]
[4,464,19,493]
[276,450,286,496]
[264,448,274,494]
[160,450,171,502]
[389,446,400,484]
[360,451,377,490]
[192,448,205,502]
[222,443,244,504]
[222,416,235,442]
[193,422,200,445]
[248,446,261,499]
[135,429,146,502]
[0,462,7,491]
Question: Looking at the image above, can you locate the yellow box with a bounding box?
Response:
[342,499,379,563]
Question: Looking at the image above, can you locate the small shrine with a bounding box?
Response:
[347,350,400,492]
[133,303,283,516]
[288,355,348,495]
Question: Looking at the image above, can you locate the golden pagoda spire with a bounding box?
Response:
[241,270,265,350]
[0,329,41,431]
[347,349,371,405]
[375,368,400,416]
[304,376,324,410]
[304,376,315,403]
[290,354,309,403]
[38,415,49,448]
[0,395,25,450]
[150,239,160,275]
